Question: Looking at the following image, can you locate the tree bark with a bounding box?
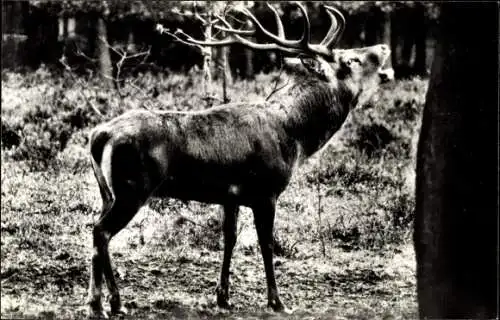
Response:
[414,2,498,319]
[389,9,400,73]
[95,14,113,88]
[412,3,427,76]
[365,6,384,46]
[244,47,254,79]
[221,46,231,103]
[202,19,213,100]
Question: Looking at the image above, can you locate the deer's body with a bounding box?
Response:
[90,79,353,207]
[87,3,393,317]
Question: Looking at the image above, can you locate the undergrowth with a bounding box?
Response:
[1,66,426,252]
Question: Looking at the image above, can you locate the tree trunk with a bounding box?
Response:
[389,9,399,73]
[1,1,29,69]
[24,4,41,68]
[201,18,213,100]
[364,6,384,46]
[96,14,113,88]
[382,12,392,69]
[244,47,254,79]
[412,3,427,76]
[414,2,498,319]
[221,46,231,103]
[126,29,136,53]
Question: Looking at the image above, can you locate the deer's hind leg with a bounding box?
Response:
[89,185,146,317]
[88,182,113,317]
[88,144,151,317]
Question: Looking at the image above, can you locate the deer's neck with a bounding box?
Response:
[283,81,355,159]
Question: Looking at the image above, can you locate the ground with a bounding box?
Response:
[1,68,426,319]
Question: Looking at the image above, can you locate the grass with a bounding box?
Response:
[1,66,426,319]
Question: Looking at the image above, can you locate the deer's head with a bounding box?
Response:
[168,2,394,108]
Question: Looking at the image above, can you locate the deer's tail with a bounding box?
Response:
[89,128,115,214]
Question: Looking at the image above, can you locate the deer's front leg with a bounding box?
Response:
[252,197,285,312]
[216,203,239,308]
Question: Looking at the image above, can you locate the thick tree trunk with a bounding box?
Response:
[414,2,498,319]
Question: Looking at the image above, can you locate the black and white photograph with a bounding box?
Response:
[1,1,497,319]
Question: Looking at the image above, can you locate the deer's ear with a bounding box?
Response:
[300,57,322,74]
[300,57,336,82]
[283,57,334,82]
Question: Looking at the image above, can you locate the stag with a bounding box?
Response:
[87,2,393,317]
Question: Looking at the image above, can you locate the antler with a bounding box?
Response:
[169,2,345,59]
[320,5,346,48]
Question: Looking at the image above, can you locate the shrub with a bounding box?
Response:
[343,79,426,160]
[1,121,21,149]
[148,199,223,251]
[1,71,123,170]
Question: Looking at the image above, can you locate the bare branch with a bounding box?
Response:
[100,36,124,57]
[157,24,205,52]
[74,43,98,62]
[59,55,104,117]
[125,50,151,60]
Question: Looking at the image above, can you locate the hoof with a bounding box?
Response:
[216,286,232,309]
[104,306,128,319]
[88,308,108,319]
[88,299,107,319]
[108,295,128,316]
[216,293,233,309]
[217,299,233,310]
[267,299,287,313]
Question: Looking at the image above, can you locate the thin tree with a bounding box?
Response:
[89,1,113,88]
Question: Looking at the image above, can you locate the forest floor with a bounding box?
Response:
[1,69,427,319]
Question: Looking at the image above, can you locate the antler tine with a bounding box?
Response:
[234,4,302,47]
[293,1,311,49]
[175,13,302,54]
[321,5,345,47]
[161,2,340,59]
[173,28,237,47]
[319,8,339,46]
[266,3,285,39]
[213,7,256,36]
[175,29,299,53]
[214,24,255,36]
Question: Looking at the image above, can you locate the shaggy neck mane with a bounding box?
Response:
[281,75,356,158]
